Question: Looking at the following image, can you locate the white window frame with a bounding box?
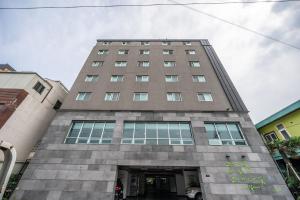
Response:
[110,75,124,82]
[85,75,99,82]
[138,61,150,68]
[197,93,213,102]
[118,50,128,55]
[186,50,196,55]
[105,92,120,101]
[190,61,200,68]
[91,61,102,67]
[136,75,149,82]
[163,49,173,55]
[162,41,171,46]
[98,50,109,55]
[184,41,192,46]
[192,75,206,83]
[264,132,278,143]
[165,75,178,82]
[205,122,247,146]
[141,41,150,46]
[133,92,149,101]
[276,124,291,140]
[164,61,176,68]
[140,50,150,55]
[167,93,182,101]
[76,92,91,101]
[115,61,127,67]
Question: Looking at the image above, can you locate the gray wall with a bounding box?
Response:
[12,111,293,200]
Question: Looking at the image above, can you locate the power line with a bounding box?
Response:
[169,0,300,51]
[0,0,300,10]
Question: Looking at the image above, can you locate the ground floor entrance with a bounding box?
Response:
[117,166,200,200]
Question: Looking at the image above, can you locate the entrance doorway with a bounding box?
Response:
[117,166,200,200]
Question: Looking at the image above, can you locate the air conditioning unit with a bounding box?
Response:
[208,139,222,145]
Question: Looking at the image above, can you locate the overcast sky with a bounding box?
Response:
[0,0,299,123]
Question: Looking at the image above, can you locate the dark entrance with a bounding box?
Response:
[118,166,200,200]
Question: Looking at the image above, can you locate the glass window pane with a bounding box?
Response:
[170,140,181,145]
[158,139,169,145]
[134,139,145,144]
[216,124,231,139]
[135,123,145,138]
[183,140,193,145]
[80,123,93,137]
[204,124,219,139]
[77,138,88,144]
[103,123,114,138]
[65,138,76,144]
[124,123,134,138]
[122,139,132,144]
[69,123,82,137]
[146,139,157,145]
[222,140,233,145]
[169,123,180,138]
[157,123,168,138]
[89,139,100,144]
[101,139,112,144]
[234,141,246,145]
[91,123,104,137]
[146,123,157,138]
[227,124,243,139]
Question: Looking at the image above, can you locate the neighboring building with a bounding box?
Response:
[13,40,293,200]
[256,100,300,174]
[0,70,68,173]
[0,64,16,72]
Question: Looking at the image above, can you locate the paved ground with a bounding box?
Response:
[126,193,187,200]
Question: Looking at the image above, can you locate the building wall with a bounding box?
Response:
[61,40,233,111]
[258,109,300,140]
[0,74,68,163]
[12,111,293,200]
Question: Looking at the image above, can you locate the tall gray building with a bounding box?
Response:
[13,40,293,200]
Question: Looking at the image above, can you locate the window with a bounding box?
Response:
[163,49,173,55]
[186,50,196,55]
[189,61,200,68]
[167,93,182,101]
[141,41,150,45]
[264,132,278,143]
[162,41,171,45]
[76,92,91,101]
[140,50,150,55]
[91,61,103,67]
[276,124,290,140]
[105,92,120,101]
[33,82,45,94]
[118,50,129,55]
[136,75,149,82]
[121,122,193,145]
[98,50,109,55]
[204,123,247,145]
[102,41,111,45]
[53,100,62,110]
[164,61,176,68]
[133,93,148,101]
[183,41,192,45]
[165,75,178,82]
[64,121,115,144]
[115,61,127,67]
[138,61,150,68]
[122,42,129,45]
[85,75,99,82]
[110,75,124,82]
[192,75,206,83]
[197,93,213,102]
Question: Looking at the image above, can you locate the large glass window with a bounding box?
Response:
[276,124,290,140]
[118,50,129,55]
[163,49,174,55]
[197,93,213,102]
[111,75,124,82]
[115,61,127,67]
[192,75,206,83]
[138,61,150,68]
[122,122,193,145]
[204,123,247,145]
[105,92,120,101]
[189,61,200,68]
[165,75,178,82]
[133,93,148,101]
[136,75,149,82]
[164,61,176,68]
[167,92,182,101]
[85,75,99,82]
[98,50,109,55]
[92,61,103,67]
[140,50,150,55]
[65,121,115,144]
